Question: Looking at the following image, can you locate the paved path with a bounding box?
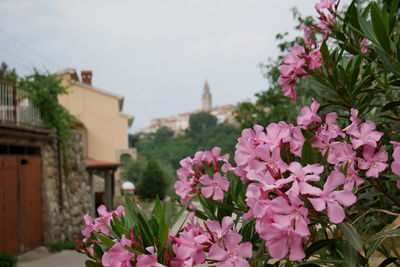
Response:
[18,250,87,267]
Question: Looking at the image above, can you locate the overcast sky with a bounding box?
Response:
[0,0,349,132]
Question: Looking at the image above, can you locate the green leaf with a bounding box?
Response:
[93,243,104,259]
[305,239,336,258]
[198,195,217,219]
[152,196,163,223]
[375,46,400,77]
[158,219,169,253]
[381,101,400,112]
[85,260,103,267]
[94,232,115,249]
[301,139,317,165]
[370,2,391,53]
[136,212,155,247]
[368,229,400,242]
[344,241,359,267]
[296,264,321,267]
[358,16,379,45]
[170,202,189,228]
[301,129,314,140]
[164,202,173,225]
[378,257,398,267]
[123,244,144,254]
[124,196,138,229]
[194,209,209,220]
[338,223,364,256]
[320,42,331,68]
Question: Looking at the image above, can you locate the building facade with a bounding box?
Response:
[139,81,237,135]
[0,80,91,254]
[57,69,136,204]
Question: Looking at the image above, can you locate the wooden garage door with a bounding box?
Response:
[0,155,42,254]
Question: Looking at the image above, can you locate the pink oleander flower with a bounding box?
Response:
[244,182,272,219]
[252,145,288,175]
[301,24,313,48]
[391,144,400,176]
[307,48,324,70]
[311,112,344,154]
[265,122,292,150]
[327,142,356,165]
[177,157,195,180]
[263,223,305,261]
[200,173,230,200]
[360,38,370,54]
[270,192,310,237]
[297,99,321,126]
[358,145,388,178]
[278,45,307,100]
[93,205,114,235]
[175,147,233,204]
[234,125,269,181]
[290,126,305,157]
[276,162,323,196]
[308,170,357,224]
[205,216,234,240]
[347,120,383,149]
[247,169,278,193]
[208,232,252,267]
[136,247,164,267]
[315,0,339,11]
[172,227,209,265]
[174,178,195,205]
[102,235,134,267]
[391,144,400,189]
[82,214,95,240]
[341,164,364,191]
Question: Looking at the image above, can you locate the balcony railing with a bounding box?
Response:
[0,80,44,128]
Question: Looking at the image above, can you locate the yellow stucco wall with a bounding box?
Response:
[58,78,129,162]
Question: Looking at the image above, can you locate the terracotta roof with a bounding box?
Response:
[86,158,121,169]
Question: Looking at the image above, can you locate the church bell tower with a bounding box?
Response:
[202,80,212,112]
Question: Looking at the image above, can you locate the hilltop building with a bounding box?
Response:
[139,81,237,136]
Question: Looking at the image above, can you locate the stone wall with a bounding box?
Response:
[0,129,91,245]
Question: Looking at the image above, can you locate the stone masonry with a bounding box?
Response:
[0,129,91,245]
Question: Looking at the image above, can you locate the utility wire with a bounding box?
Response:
[0,26,63,70]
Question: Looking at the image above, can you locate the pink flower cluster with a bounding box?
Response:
[391,141,400,189]
[171,215,252,267]
[82,205,125,242]
[102,238,163,267]
[278,0,339,100]
[232,99,391,260]
[174,147,232,204]
[82,205,163,267]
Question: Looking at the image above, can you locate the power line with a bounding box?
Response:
[0,26,63,70]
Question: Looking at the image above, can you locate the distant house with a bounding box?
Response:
[57,69,135,210]
[139,81,237,136]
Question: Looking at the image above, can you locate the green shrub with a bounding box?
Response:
[47,239,77,252]
[0,253,17,267]
[136,160,167,200]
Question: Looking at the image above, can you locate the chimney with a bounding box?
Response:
[81,70,92,85]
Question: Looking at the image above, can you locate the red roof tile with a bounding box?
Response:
[86,158,121,169]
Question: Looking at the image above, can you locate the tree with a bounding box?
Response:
[0,62,18,83]
[136,160,167,200]
[188,112,217,134]
[120,158,147,184]
[152,126,174,141]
